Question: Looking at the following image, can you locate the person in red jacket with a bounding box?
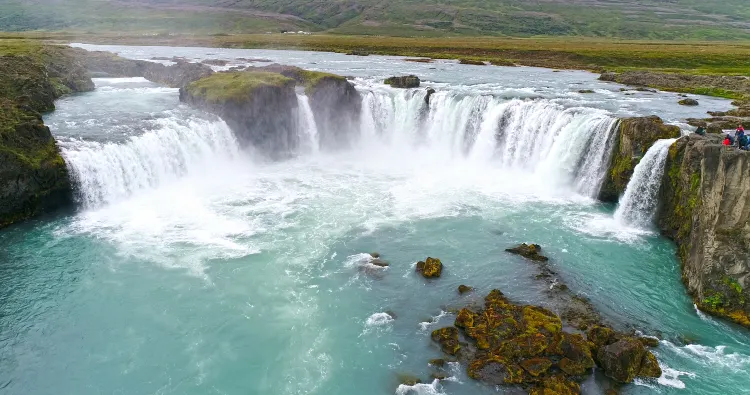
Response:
[724,135,732,146]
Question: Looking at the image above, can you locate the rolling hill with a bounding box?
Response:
[2,0,750,39]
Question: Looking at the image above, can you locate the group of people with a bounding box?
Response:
[723,125,750,150]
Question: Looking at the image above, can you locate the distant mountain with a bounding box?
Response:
[3,0,750,39]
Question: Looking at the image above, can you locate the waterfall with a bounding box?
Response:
[614,138,677,228]
[356,88,618,197]
[60,116,240,208]
[296,92,320,153]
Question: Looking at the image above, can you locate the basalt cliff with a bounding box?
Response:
[658,134,750,327]
[0,43,94,228]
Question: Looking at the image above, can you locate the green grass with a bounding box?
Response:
[185,71,294,103]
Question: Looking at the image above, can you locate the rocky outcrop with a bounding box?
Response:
[658,134,750,328]
[599,116,681,202]
[384,75,420,88]
[0,44,95,228]
[506,243,549,262]
[180,71,299,158]
[432,290,660,393]
[78,50,213,88]
[250,64,362,149]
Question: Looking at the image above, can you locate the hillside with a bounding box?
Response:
[2,0,750,39]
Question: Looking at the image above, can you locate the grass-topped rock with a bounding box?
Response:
[506,243,549,262]
[0,40,95,228]
[181,71,299,158]
[599,116,681,202]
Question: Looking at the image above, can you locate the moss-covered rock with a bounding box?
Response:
[384,75,420,88]
[596,338,661,383]
[433,289,661,390]
[431,327,461,355]
[678,98,699,106]
[599,116,681,202]
[459,59,486,66]
[416,257,443,278]
[505,243,549,262]
[458,284,473,294]
[0,42,94,228]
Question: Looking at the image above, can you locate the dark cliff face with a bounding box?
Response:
[0,45,94,228]
[659,134,750,328]
[307,76,362,150]
[179,72,300,159]
[599,116,681,202]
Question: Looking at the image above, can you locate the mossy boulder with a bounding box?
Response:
[596,338,662,383]
[506,243,549,262]
[416,257,443,278]
[385,75,420,88]
[529,375,581,395]
[678,98,699,106]
[599,116,681,202]
[458,284,473,294]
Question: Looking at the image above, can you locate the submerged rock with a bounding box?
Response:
[505,243,549,262]
[384,75,420,88]
[458,285,473,294]
[578,89,595,94]
[416,257,443,278]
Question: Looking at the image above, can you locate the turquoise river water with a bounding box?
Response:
[0,45,748,395]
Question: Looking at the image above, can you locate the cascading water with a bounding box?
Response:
[60,116,240,208]
[296,92,320,153]
[357,87,618,197]
[614,138,678,228]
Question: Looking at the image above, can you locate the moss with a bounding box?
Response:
[296,69,346,94]
[416,257,443,278]
[431,327,461,355]
[185,71,294,104]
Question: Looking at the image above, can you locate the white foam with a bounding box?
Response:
[662,341,750,372]
[418,311,448,332]
[395,379,445,395]
[657,367,696,389]
[93,77,150,84]
[366,312,395,327]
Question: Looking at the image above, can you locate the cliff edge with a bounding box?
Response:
[599,116,681,202]
[0,42,94,228]
[659,134,750,328]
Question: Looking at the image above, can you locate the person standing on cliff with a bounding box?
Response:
[735,124,745,147]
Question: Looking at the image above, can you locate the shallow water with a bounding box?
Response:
[0,46,749,395]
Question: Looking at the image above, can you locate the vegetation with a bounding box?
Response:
[4,0,750,40]
[184,71,294,103]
